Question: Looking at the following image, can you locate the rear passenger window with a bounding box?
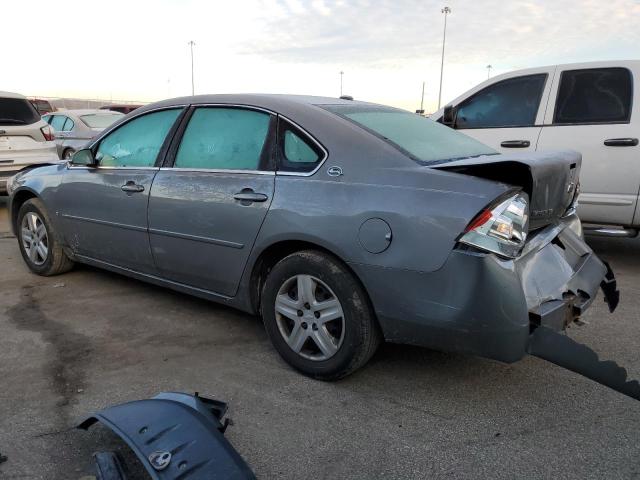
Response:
[50,115,67,131]
[553,68,632,124]
[455,74,547,129]
[175,108,271,170]
[62,117,74,131]
[278,121,324,173]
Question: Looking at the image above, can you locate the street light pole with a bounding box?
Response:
[420,81,425,112]
[340,71,344,97]
[437,6,451,110]
[188,40,196,96]
[486,64,492,79]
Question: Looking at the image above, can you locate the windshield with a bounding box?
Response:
[324,105,496,164]
[0,97,41,126]
[80,113,123,129]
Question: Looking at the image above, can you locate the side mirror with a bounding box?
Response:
[442,104,457,128]
[70,149,96,166]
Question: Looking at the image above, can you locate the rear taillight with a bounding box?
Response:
[41,125,54,141]
[459,192,529,258]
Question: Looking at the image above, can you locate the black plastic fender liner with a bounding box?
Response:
[600,261,620,313]
[77,392,256,480]
[527,327,640,402]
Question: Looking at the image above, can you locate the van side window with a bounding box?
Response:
[455,74,547,129]
[553,68,632,124]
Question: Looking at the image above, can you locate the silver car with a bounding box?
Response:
[43,109,123,159]
[6,94,621,384]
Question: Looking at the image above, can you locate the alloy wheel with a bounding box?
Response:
[21,212,49,266]
[274,274,345,361]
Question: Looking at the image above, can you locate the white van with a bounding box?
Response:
[432,60,640,237]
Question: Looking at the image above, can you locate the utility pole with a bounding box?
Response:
[188,40,196,96]
[486,64,492,79]
[437,6,451,110]
[340,71,344,97]
[418,81,425,114]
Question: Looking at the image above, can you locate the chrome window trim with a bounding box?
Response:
[182,103,329,177]
[276,116,329,177]
[159,167,275,175]
[86,104,189,150]
[66,164,159,171]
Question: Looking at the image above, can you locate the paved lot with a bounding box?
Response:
[1,195,639,479]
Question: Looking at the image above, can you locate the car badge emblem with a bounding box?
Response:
[327,166,343,177]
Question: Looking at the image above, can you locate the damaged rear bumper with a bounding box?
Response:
[352,218,618,363]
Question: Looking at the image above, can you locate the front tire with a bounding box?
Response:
[17,198,74,276]
[261,250,381,380]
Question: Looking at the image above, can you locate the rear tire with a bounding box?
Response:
[261,250,381,380]
[17,198,74,276]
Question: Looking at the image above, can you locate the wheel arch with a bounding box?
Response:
[248,239,378,325]
[10,188,39,236]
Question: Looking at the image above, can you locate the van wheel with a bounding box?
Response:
[17,198,74,276]
[261,250,381,380]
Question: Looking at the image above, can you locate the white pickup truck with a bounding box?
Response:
[432,60,640,237]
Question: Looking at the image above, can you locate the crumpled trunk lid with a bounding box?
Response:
[431,150,581,230]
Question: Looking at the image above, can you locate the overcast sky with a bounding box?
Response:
[4,0,640,112]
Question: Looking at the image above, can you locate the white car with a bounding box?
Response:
[432,60,640,237]
[1,91,60,194]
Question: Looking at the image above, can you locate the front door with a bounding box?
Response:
[148,106,276,297]
[453,69,554,153]
[57,108,183,273]
[537,65,639,226]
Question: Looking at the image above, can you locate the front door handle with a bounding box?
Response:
[121,181,145,193]
[233,190,268,203]
[604,138,639,147]
[501,140,531,148]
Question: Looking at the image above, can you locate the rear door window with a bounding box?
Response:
[455,74,547,128]
[62,117,75,131]
[50,115,67,131]
[95,109,181,167]
[174,108,272,170]
[0,97,41,126]
[553,68,633,124]
[278,120,324,173]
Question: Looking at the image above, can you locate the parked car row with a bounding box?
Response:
[1,91,128,195]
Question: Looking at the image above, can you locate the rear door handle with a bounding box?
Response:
[604,138,639,147]
[121,181,145,193]
[501,140,531,148]
[233,190,268,203]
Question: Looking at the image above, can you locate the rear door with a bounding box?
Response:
[452,68,554,152]
[57,108,183,273]
[148,106,276,297]
[537,65,639,226]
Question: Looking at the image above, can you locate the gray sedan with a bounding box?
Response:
[43,109,123,159]
[6,94,620,382]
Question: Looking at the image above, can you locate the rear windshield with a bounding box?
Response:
[0,97,41,126]
[323,105,497,164]
[80,113,124,129]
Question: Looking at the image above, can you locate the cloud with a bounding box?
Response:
[242,0,640,69]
